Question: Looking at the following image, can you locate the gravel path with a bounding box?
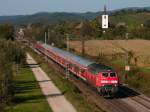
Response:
[26,53,77,112]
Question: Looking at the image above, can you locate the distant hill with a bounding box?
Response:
[0,12,100,25]
[110,6,150,15]
[0,6,150,25]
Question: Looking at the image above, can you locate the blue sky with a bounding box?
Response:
[0,0,150,15]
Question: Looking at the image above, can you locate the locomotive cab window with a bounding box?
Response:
[102,73,108,77]
[110,73,116,77]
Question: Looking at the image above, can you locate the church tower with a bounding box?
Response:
[102,5,109,29]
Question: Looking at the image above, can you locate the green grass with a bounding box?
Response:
[111,58,126,67]
[27,48,103,112]
[8,67,52,112]
[111,58,150,97]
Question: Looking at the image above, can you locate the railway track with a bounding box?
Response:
[32,48,150,112]
[119,86,150,112]
[132,96,150,110]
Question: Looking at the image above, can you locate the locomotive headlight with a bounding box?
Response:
[101,80,108,83]
[111,80,118,83]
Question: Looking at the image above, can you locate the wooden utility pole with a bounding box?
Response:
[48,28,50,44]
[45,32,47,45]
[125,33,129,65]
[66,34,70,79]
[81,37,85,57]
[67,34,70,52]
[124,33,130,82]
[44,32,48,62]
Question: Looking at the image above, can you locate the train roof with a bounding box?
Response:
[43,44,95,67]
[88,63,113,74]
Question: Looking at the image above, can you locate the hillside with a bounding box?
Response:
[0,12,100,25]
[110,12,150,26]
[0,6,150,25]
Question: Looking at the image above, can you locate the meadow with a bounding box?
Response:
[69,39,150,68]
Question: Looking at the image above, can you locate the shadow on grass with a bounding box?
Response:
[24,63,40,68]
[13,80,45,104]
[14,81,38,94]
[12,94,44,103]
[14,80,51,93]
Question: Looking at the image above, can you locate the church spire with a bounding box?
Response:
[104,5,107,15]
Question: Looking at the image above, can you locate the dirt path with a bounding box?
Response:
[26,53,77,112]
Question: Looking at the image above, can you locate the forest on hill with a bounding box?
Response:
[0,6,150,25]
[0,12,100,25]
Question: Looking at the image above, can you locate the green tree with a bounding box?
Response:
[112,25,127,39]
[79,20,94,56]
[0,40,25,111]
[144,19,150,28]
[0,24,14,40]
[90,19,102,38]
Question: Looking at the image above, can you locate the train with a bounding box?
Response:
[34,42,119,96]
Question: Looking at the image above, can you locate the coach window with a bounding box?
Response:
[61,59,63,63]
[51,52,54,56]
[66,62,69,66]
[69,64,73,69]
[74,66,79,73]
[72,64,76,70]
[80,69,85,74]
[67,63,71,68]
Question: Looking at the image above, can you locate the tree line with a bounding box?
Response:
[0,24,26,111]
[23,14,150,45]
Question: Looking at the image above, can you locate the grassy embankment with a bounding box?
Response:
[8,66,52,112]
[111,58,150,97]
[27,48,104,112]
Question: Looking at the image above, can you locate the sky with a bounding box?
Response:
[0,0,150,16]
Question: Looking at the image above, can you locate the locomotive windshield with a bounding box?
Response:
[102,73,108,77]
[110,73,116,77]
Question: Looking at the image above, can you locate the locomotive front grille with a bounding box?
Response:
[104,85,113,91]
[101,85,118,94]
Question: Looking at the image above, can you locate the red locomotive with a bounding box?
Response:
[35,42,119,96]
